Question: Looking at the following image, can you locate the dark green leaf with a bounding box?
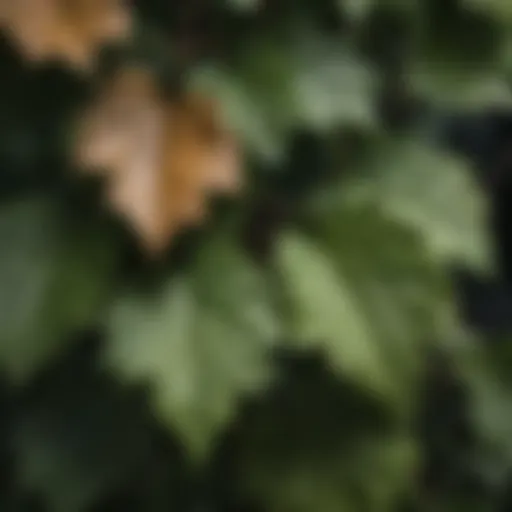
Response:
[0,197,117,383]
[231,354,418,512]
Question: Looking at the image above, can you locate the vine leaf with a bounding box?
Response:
[12,356,171,512]
[231,354,418,512]
[463,0,512,23]
[365,139,492,271]
[76,66,242,256]
[104,233,279,460]
[189,36,375,163]
[0,0,132,69]
[0,197,116,384]
[317,138,492,271]
[275,202,454,407]
[276,230,394,399]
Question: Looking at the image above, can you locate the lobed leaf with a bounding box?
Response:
[104,231,280,460]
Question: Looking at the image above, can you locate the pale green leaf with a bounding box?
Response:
[343,138,492,271]
[340,0,375,23]
[276,202,457,404]
[104,233,279,460]
[409,67,512,109]
[189,37,375,164]
[320,204,454,373]
[276,231,394,400]
[339,0,419,21]
[189,65,288,163]
[227,0,261,12]
[290,38,377,130]
[189,37,300,164]
[464,0,512,22]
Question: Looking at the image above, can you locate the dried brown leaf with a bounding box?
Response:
[0,0,131,68]
[76,67,243,255]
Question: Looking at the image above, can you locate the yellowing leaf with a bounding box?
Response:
[76,67,243,255]
[103,233,279,460]
[0,0,132,69]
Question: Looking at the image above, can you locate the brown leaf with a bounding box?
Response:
[76,67,243,255]
[0,0,132,68]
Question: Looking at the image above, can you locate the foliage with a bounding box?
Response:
[0,0,512,511]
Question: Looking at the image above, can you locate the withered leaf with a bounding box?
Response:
[0,0,132,68]
[76,67,243,255]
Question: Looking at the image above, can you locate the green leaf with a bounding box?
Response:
[0,197,116,384]
[13,362,170,512]
[339,138,492,271]
[339,0,375,23]
[189,38,299,165]
[253,435,417,512]
[464,0,512,22]
[226,0,261,12]
[339,0,419,22]
[290,36,377,130]
[410,67,512,109]
[275,230,394,400]
[456,342,512,468]
[232,356,418,512]
[410,0,507,107]
[189,65,289,163]
[275,203,452,405]
[189,37,375,163]
[104,232,279,461]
